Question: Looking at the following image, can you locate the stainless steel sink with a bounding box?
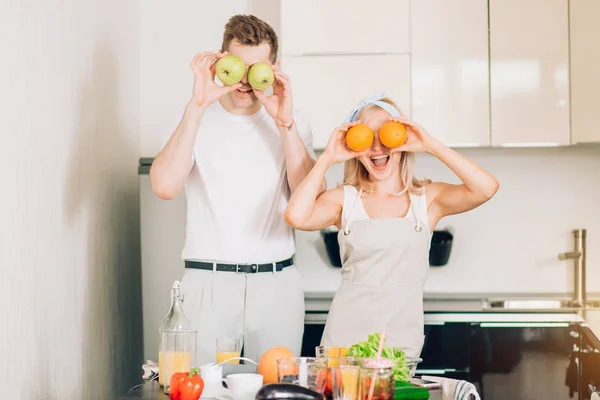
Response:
[484,299,600,311]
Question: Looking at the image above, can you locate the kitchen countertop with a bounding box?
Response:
[300,266,600,347]
[118,381,443,400]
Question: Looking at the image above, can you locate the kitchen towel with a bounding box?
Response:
[142,360,159,381]
[421,376,480,400]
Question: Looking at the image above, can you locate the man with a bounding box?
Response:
[150,14,322,365]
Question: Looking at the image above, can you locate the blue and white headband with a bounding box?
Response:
[343,91,400,124]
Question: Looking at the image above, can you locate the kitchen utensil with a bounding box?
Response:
[321,228,342,268]
[406,357,423,379]
[216,337,243,364]
[429,230,453,266]
[201,363,226,398]
[222,373,263,400]
[332,365,360,400]
[276,357,328,392]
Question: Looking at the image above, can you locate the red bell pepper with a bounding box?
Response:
[169,368,204,400]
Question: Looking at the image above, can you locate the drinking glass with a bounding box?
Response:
[332,365,360,400]
[276,357,328,392]
[216,337,242,364]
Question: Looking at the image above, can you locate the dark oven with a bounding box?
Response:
[301,311,329,357]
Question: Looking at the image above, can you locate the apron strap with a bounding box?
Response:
[409,194,423,232]
[344,189,423,234]
[343,188,363,236]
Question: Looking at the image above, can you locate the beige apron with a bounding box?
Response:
[321,186,430,358]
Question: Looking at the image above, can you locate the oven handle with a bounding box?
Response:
[304,312,328,325]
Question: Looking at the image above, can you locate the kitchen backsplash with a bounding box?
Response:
[296,145,600,295]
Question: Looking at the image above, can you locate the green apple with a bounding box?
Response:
[248,62,275,91]
[215,55,246,86]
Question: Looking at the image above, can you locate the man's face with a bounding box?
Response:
[222,40,272,110]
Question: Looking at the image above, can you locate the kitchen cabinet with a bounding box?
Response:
[281,54,411,150]
[280,0,409,56]
[411,1,490,147]
[489,0,570,146]
[570,0,600,144]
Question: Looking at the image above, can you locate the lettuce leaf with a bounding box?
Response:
[346,333,410,382]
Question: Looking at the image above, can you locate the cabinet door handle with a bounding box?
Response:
[416,369,456,375]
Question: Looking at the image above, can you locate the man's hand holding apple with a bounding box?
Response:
[252,62,294,128]
[189,52,242,109]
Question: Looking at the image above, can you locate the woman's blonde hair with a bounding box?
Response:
[341,97,429,195]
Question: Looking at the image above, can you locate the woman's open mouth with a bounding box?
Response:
[370,155,390,170]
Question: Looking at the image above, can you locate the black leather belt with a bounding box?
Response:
[184,256,295,274]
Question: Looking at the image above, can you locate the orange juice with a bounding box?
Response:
[339,366,360,400]
[159,351,191,386]
[216,350,241,364]
[318,346,349,367]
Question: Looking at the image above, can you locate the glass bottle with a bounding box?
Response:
[158,280,197,393]
[359,358,395,400]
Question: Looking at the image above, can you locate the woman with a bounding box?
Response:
[284,93,499,358]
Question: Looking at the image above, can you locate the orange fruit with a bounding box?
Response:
[379,121,407,148]
[346,124,374,152]
[257,346,294,384]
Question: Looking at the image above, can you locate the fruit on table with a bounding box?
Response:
[169,367,204,400]
[378,121,407,149]
[258,346,295,384]
[248,62,275,90]
[215,55,246,86]
[346,124,374,152]
[256,383,325,400]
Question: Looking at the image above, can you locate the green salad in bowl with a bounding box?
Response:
[345,333,422,382]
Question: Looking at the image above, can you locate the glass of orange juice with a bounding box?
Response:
[316,346,349,367]
[332,365,360,400]
[216,337,242,364]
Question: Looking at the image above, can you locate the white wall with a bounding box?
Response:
[140,0,255,155]
[296,146,600,296]
[0,0,142,399]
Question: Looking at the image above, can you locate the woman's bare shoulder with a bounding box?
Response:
[319,186,346,205]
[423,181,447,206]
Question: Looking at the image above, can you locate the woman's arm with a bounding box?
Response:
[284,155,343,231]
[390,116,499,219]
[284,122,364,231]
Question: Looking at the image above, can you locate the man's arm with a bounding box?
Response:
[278,120,325,194]
[150,102,204,200]
[150,51,241,200]
[253,67,327,195]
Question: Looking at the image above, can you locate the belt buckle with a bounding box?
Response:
[236,263,258,274]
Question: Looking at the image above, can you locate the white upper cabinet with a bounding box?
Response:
[280,0,409,55]
[411,0,490,147]
[570,0,600,144]
[282,55,411,149]
[489,0,570,146]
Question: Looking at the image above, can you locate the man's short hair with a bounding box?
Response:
[221,14,279,63]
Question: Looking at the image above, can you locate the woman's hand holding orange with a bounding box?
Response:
[387,116,440,154]
[322,122,368,165]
